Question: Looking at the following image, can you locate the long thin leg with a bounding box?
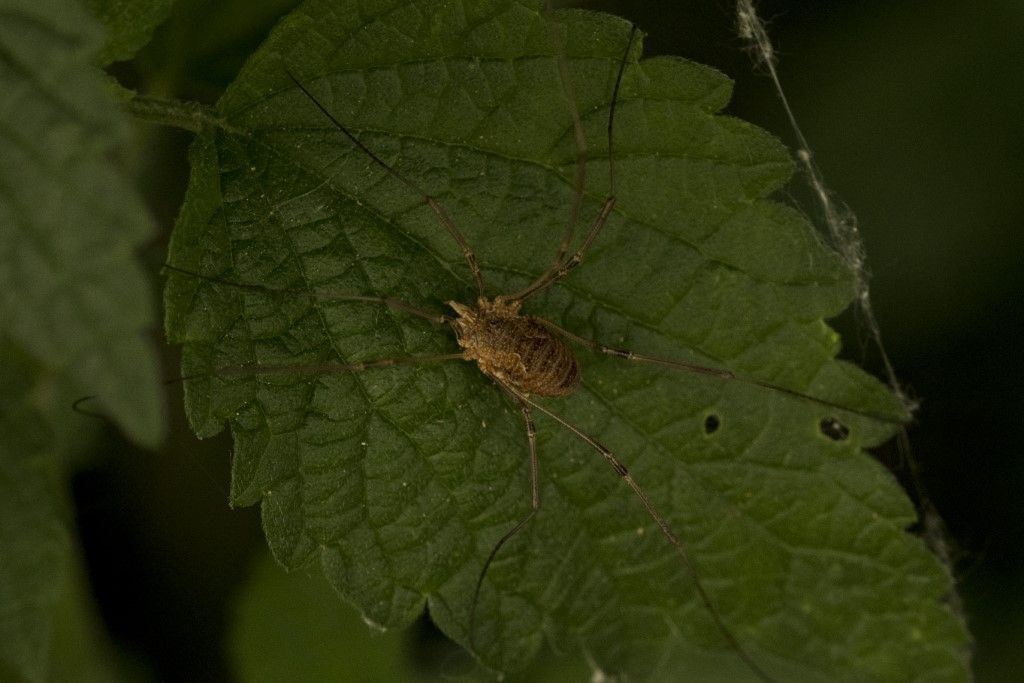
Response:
[515,390,775,683]
[163,263,450,324]
[205,353,466,380]
[469,393,540,655]
[505,24,637,304]
[511,1,591,301]
[539,318,906,425]
[284,71,486,298]
[507,195,616,302]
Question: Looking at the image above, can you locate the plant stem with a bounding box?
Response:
[123,94,228,133]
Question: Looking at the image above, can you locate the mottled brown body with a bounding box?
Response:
[449,299,580,397]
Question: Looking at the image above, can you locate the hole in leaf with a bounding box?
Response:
[819,417,850,441]
[703,414,720,434]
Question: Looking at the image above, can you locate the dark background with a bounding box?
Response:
[73,0,1023,679]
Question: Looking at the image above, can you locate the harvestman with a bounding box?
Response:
[168,15,901,683]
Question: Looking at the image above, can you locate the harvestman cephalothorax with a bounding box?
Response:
[165,5,907,680]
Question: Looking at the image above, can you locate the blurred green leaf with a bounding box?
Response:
[45,544,126,683]
[163,0,301,64]
[0,346,128,682]
[0,1,169,665]
[136,0,302,93]
[231,554,412,683]
[0,352,67,681]
[82,0,174,65]
[0,0,165,447]
[166,0,968,679]
[231,552,596,682]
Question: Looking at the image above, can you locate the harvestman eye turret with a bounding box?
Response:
[165,10,906,681]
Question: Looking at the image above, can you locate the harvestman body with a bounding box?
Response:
[170,14,898,682]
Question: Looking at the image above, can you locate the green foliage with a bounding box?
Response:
[0,0,165,448]
[0,345,127,683]
[164,0,967,679]
[82,0,174,65]
[0,353,67,682]
[231,554,414,683]
[231,552,594,682]
[0,1,165,678]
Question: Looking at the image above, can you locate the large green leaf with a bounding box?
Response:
[0,0,164,447]
[165,0,969,679]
